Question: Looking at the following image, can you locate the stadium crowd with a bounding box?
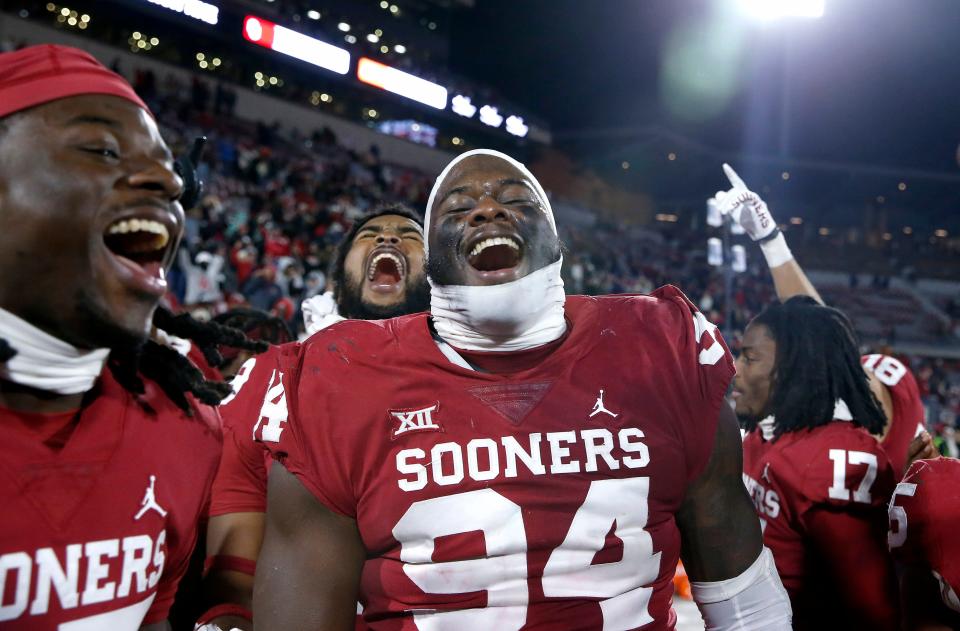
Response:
[1,39,959,631]
[124,67,960,455]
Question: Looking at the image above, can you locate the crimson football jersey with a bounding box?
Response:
[742,421,898,630]
[208,357,273,516]
[861,353,925,476]
[232,287,734,630]
[0,370,221,629]
[888,457,960,616]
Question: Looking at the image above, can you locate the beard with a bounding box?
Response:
[338,272,431,320]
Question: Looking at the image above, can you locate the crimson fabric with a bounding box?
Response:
[195,603,252,625]
[860,353,926,477]
[742,422,898,631]
[187,342,224,383]
[452,331,568,374]
[890,458,960,616]
[2,405,79,451]
[225,286,734,630]
[208,361,276,516]
[0,370,222,628]
[0,44,149,119]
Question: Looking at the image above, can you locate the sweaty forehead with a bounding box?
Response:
[355,214,422,235]
[31,95,166,148]
[438,155,532,198]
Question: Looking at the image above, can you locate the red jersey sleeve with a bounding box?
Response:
[861,353,925,476]
[209,422,269,516]
[890,458,960,578]
[266,334,362,519]
[647,285,736,482]
[248,331,359,518]
[214,346,297,515]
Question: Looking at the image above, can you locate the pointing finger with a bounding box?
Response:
[723,163,748,191]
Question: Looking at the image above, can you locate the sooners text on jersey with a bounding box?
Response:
[228,287,734,630]
[0,371,221,629]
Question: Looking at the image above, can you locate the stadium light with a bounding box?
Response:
[357,57,448,109]
[140,0,219,25]
[505,115,529,138]
[478,105,504,128]
[243,15,350,75]
[451,95,477,117]
[736,0,824,20]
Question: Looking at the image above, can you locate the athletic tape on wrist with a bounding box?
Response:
[195,603,252,626]
[759,232,793,268]
[690,547,792,630]
[204,554,257,577]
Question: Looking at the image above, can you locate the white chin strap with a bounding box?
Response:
[426,149,566,353]
[0,307,110,395]
[430,258,566,352]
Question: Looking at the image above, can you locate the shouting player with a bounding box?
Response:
[239,149,791,629]
[0,45,262,629]
[198,205,428,631]
[715,164,937,476]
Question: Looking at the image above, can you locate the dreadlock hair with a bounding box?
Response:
[213,307,294,346]
[329,203,423,307]
[747,295,886,438]
[106,306,268,414]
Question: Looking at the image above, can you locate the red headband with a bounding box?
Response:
[0,44,149,119]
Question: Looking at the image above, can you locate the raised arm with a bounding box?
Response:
[254,463,365,631]
[676,403,792,629]
[717,163,824,305]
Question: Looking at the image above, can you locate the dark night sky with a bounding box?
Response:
[449,0,960,173]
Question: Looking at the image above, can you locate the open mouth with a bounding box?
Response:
[467,236,522,272]
[102,216,174,296]
[366,250,406,292]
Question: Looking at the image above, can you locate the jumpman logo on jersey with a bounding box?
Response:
[761,463,772,483]
[134,475,168,521]
[589,389,618,418]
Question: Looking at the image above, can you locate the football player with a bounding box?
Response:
[888,457,960,629]
[715,164,937,476]
[715,164,937,477]
[240,150,791,629]
[0,45,261,630]
[734,296,899,629]
[198,205,427,631]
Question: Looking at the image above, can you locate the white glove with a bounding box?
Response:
[714,164,793,268]
[715,164,777,241]
[301,291,344,336]
[195,625,243,631]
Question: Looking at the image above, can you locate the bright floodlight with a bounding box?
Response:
[737,0,824,20]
